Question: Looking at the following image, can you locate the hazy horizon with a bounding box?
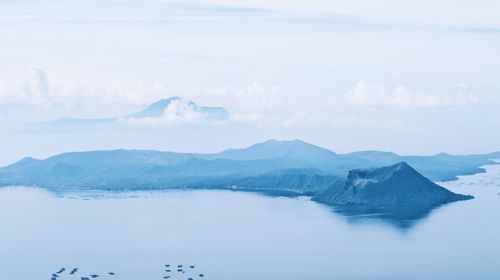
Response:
[2,136,500,168]
[2,0,500,164]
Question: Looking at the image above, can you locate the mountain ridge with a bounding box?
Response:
[0,140,499,192]
[201,139,338,162]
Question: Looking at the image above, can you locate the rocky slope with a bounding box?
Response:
[313,162,474,206]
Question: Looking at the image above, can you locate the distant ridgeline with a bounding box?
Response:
[0,140,498,197]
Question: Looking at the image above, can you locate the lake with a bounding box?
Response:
[1,164,500,280]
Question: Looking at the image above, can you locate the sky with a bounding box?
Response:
[1,0,500,165]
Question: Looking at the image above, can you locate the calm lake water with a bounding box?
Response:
[1,164,500,280]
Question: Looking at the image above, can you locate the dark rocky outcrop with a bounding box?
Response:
[314,162,473,206]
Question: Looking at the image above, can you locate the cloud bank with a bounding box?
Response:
[0,67,481,128]
[338,80,479,111]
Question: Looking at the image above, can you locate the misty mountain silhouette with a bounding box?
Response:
[45,97,229,125]
[0,140,498,192]
[201,139,338,162]
[129,96,229,120]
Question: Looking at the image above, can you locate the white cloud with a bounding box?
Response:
[0,67,481,129]
[24,66,51,106]
[228,82,280,114]
[338,80,479,111]
[286,80,482,129]
[122,99,206,126]
[193,82,284,127]
[121,97,232,127]
[345,81,387,110]
[0,67,200,113]
[283,110,402,128]
[0,66,52,108]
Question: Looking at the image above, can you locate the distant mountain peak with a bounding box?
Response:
[148,96,183,107]
[347,161,417,183]
[258,138,323,146]
[43,96,229,126]
[389,161,412,172]
[129,97,185,119]
[434,152,453,157]
[45,96,230,125]
[129,97,229,120]
[254,139,310,148]
[209,139,338,162]
[395,161,410,168]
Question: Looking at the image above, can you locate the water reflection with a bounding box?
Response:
[325,203,449,230]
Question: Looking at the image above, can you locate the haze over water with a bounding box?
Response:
[1,164,499,280]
